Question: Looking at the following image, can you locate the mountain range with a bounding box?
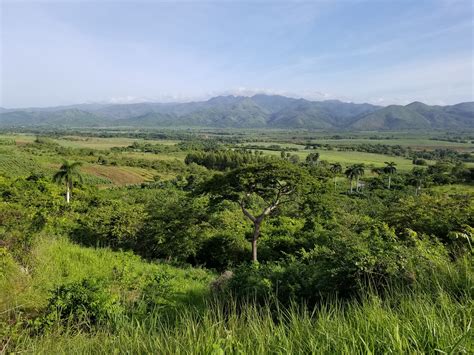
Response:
[1,95,473,130]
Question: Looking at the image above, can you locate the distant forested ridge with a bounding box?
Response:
[1,94,473,130]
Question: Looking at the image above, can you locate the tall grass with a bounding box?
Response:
[9,289,472,354]
[2,238,472,354]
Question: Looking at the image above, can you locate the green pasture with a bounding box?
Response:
[0,134,181,150]
[261,149,420,170]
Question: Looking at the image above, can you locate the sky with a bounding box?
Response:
[1,0,473,108]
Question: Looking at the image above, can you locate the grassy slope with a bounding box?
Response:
[1,237,212,316]
[3,238,472,354]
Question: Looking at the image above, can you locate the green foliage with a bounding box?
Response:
[1,130,473,353]
[73,199,145,249]
[32,278,122,332]
[185,149,271,171]
[195,234,249,270]
[201,161,312,205]
[388,194,473,256]
[141,189,210,261]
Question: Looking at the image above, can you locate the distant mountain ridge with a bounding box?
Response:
[1,95,473,130]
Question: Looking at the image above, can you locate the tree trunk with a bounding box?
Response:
[388,175,391,189]
[356,177,360,192]
[350,178,353,193]
[251,220,261,262]
[66,183,70,203]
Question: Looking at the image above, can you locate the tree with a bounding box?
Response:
[53,161,83,203]
[408,168,428,196]
[353,164,365,192]
[345,164,364,193]
[201,161,311,262]
[289,154,300,164]
[384,162,397,189]
[306,152,320,166]
[329,163,342,191]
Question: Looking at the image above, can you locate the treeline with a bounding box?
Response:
[112,139,223,155]
[334,143,408,156]
[185,150,272,171]
[411,148,474,162]
[238,144,299,152]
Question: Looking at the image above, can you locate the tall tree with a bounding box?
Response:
[330,163,342,191]
[345,166,356,194]
[384,161,397,189]
[408,168,428,196]
[53,161,83,203]
[345,164,364,193]
[353,164,365,192]
[201,161,311,262]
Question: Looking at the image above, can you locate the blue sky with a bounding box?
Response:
[1,0,473,107]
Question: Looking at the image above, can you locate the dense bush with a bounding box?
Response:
[72,200,146,249]
[228,219,452,305]
[195,234,249,270]
[185,150,272,171]
[32,278,122,332]
[388,194,473,256]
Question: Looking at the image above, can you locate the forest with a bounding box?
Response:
[0,130,472,353]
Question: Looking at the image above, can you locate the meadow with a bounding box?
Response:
[0,129,473,353]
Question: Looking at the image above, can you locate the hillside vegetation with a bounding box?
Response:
[1,95,473,130]
[1,130,473,353]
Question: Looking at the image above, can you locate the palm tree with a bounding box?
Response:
[353,164,365,192]
[53,161,83,203]
[345,164,364,193]
[384,161,397,189]
[409,168,427,196]
[330,163,342,191]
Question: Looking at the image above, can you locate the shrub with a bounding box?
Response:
[32,278,122,332]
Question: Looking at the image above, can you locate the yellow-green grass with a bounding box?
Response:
[262,149,419,171]
[240,138,473,151]
[0,134,181,150]
[1,237,213,315]
[81,164,156,186]
[5,239,472,354]
[0,134,37,145]
[55,136,181,150]
[119,151,188,161]
[312,138,473,151]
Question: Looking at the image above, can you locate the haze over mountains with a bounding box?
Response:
[1,94,473,130]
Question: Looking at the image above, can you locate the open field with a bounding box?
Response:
[311,138,473,150]
[119,151,188,161]
[261,148,422,171]
[241,138,474,151]
[0,134,181,150]
[81,165,155,185]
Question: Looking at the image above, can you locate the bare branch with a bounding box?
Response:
[239,200,256,223]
